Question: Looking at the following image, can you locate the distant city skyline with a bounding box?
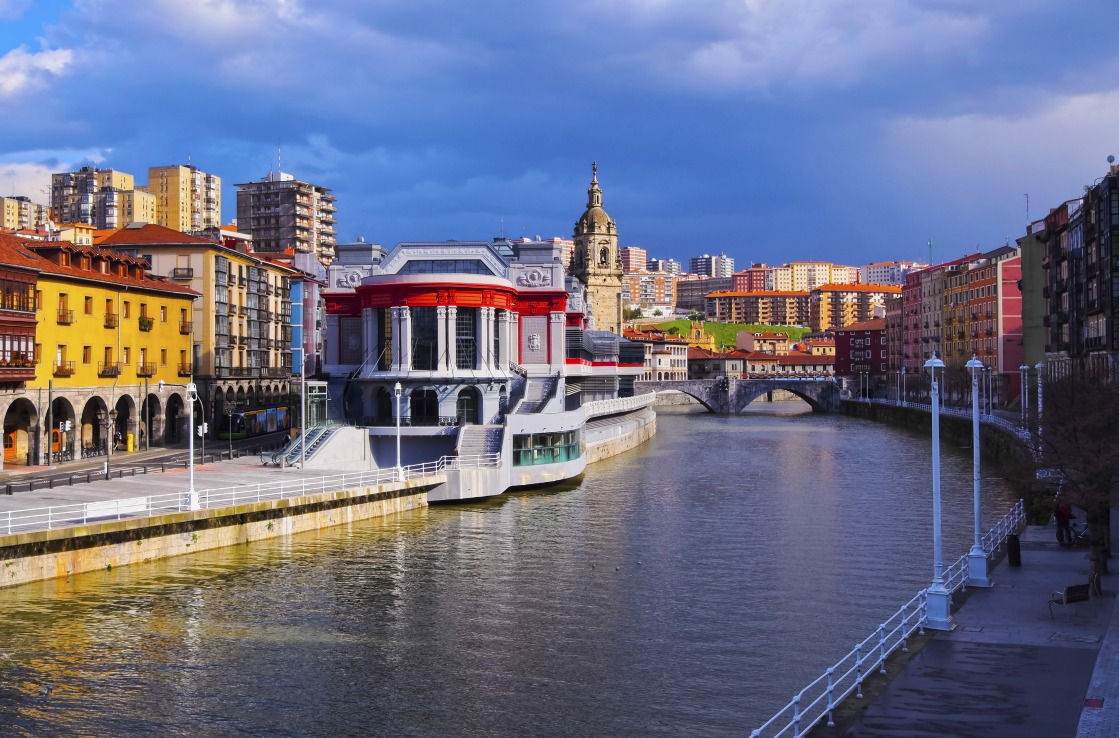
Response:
[2,1,1118,268]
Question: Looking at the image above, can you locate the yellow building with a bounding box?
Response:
[147,165,222,232]
[0,233,198,468]
[809,284,901,332]
[98,223,296,431]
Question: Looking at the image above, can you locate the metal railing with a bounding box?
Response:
[750,499,1025,738]
[583,393,657,419]
[869,398,1031,442]
[1,453,500,536]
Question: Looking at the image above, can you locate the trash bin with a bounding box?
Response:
[1007,533,1021,567]
[126,433,134,453]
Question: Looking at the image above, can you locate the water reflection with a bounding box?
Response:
[0,406,1017,737]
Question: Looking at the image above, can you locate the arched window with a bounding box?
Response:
[599,247,610,267]
[409,389,439,424]
[376,386,392,420]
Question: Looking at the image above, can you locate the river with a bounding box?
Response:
[0,403,1018,737]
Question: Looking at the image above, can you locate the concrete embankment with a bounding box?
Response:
[1,474,435,589]
[584,407,657,463]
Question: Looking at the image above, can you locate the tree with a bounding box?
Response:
[1024,370,1119,578]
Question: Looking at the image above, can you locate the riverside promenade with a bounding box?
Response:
[818,522,1119,738]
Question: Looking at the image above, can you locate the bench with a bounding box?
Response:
[1049,583,1092,618]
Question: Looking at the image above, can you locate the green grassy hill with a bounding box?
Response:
[650,321,810,350]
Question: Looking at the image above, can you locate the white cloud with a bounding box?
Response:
[0,0,32,21]
[0,46,73,98]
[872,89,1119,246]
[581,0,989,91]
[0,148,111,202]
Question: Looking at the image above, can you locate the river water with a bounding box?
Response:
[0,404,1018,737]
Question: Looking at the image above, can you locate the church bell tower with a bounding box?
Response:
[572,162,623,334]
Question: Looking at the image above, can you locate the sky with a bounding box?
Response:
[2,0,1119,270]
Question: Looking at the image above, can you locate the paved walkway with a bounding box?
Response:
[830,523,1119,738]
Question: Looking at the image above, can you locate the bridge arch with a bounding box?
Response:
[635,378,841,414]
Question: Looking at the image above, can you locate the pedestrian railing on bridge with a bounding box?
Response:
[0,453,500,536]
[749,499,1026,738]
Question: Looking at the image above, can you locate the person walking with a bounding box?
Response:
[1055,502,1073,547]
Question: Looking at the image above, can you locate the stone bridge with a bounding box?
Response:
[635,377,843,413]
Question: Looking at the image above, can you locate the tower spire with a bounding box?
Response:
[587,161,603,209]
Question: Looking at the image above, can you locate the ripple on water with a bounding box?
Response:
[0,409,1019,737]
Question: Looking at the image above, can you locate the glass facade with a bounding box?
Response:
[512,430,581,466]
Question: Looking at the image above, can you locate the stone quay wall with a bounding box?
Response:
[1,480,433,589]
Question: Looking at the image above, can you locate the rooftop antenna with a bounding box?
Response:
[277,143,282,173]
[928,239,933,266]
[1025,193,1029,226]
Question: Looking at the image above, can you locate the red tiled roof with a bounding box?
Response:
[708,290,810,298]
[814,283,901,293]
[837,319,886,332]
[0,234,200,298]
[96,223,214,246]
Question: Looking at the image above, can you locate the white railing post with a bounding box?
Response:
[878,623,888,674]
[854,644,864,699]
[825,667,837,727]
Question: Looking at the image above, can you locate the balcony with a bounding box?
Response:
[103,312,118,329]
[178,362,192,377]
[238,306,248,317]
[98,361,121,377]
[138,316,154,332]
[136,362,156,377]
[57,309,74,325]
[179,320,193,335]
[53,360,75,377]
[170,267,194,280]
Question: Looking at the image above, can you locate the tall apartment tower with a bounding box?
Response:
[147,165,222,232]
[690,253,734,277]
[235,171,338,265]
[620,246,647,273]
[571,163,623,334]
[50,166,153,228]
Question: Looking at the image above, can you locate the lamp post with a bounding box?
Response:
[924,353,953,630]
[902,367,907,407]
[965,355,992,587]
[1019,364,1029,426]
[394,382,403,481]
[159,380,198,511]
[300,353,307,469]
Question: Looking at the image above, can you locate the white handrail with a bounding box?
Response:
[1,453,502,536]
[749,499,1025,738]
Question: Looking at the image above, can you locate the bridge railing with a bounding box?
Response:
[749,499,1025,738]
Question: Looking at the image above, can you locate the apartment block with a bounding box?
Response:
[620,246,647,273]
[147,165,222,233]
[1,196,50,230]
[809,284,900,332]
[705,290,810,326]
[689,253,734,278]
[50,166,151,229]
[236,171,338,265]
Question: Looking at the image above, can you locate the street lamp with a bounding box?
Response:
[902,367,908,407]
[924,352,952,630]
[159,380,198,511]
[394,382,403,481]
[965,355,992,588]
[1019,364,1029,426]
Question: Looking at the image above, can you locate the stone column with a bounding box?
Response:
[549,312,566,373]
[398,307,412,371]
[445,306,458,372]
[361,307,375,374]
[479,307,492,371]
[390,307,402,371]
[495,310,509,369]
